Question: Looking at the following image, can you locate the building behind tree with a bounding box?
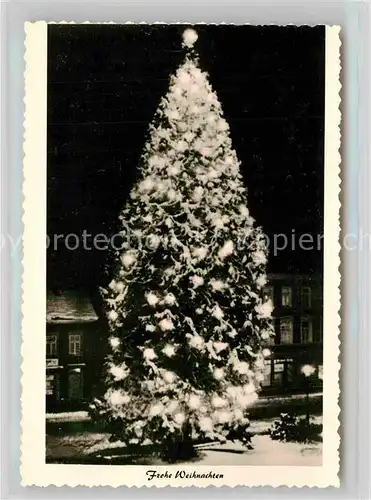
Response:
[45,273,322,411]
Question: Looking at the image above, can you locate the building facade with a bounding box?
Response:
[46,291,106,412]
[260,274,323,394]
[46,274,323,410]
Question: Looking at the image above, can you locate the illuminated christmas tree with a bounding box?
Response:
[92,28,274,458]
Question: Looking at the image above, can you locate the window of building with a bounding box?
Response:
[261,360,272,387]
[281,286,292,307]
[46,374,55,395]
[280,317,294,344]
[301,286,312,308]
[46,335,57,356]
[273,358,295,388]
[263,285,274,306]
[273,359,285,386]
[300,318,313,343]
[69,334,81,356]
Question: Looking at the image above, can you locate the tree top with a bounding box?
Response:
[182,28,198,49]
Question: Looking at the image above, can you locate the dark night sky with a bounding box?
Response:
[47,24,325,294]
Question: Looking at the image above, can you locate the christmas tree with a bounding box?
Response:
[92,28,274,457]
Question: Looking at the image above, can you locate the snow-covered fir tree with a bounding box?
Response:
[92,28,274,455]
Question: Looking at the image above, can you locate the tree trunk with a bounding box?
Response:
[162,421,196,462]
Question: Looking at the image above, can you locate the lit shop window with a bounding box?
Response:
[46,335,57,356]
[273,359,285,386]
[69,334,81,356]
[301,286,312,308]
[263,286,274,306]
[300,318,313,343]
[281,286,292,307]
[273,358,294,387]
[280,318,293,344]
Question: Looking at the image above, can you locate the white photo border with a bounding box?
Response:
[20,21,341,488]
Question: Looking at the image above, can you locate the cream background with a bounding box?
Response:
[21,22,341,487]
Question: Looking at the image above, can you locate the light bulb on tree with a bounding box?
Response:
[182,28,198,48]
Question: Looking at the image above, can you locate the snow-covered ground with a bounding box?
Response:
[46,410,89,423]
[46,392,322,423]
[194,436,321,466]
[46,416,322,466]
[249,414,322,435]
[47,433,321,466]
[85,436,321,466]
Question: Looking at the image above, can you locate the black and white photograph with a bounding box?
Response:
[21,22,341,487]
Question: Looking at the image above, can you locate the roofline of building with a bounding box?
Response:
[267,273,322,280]
[46,317,98,324]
